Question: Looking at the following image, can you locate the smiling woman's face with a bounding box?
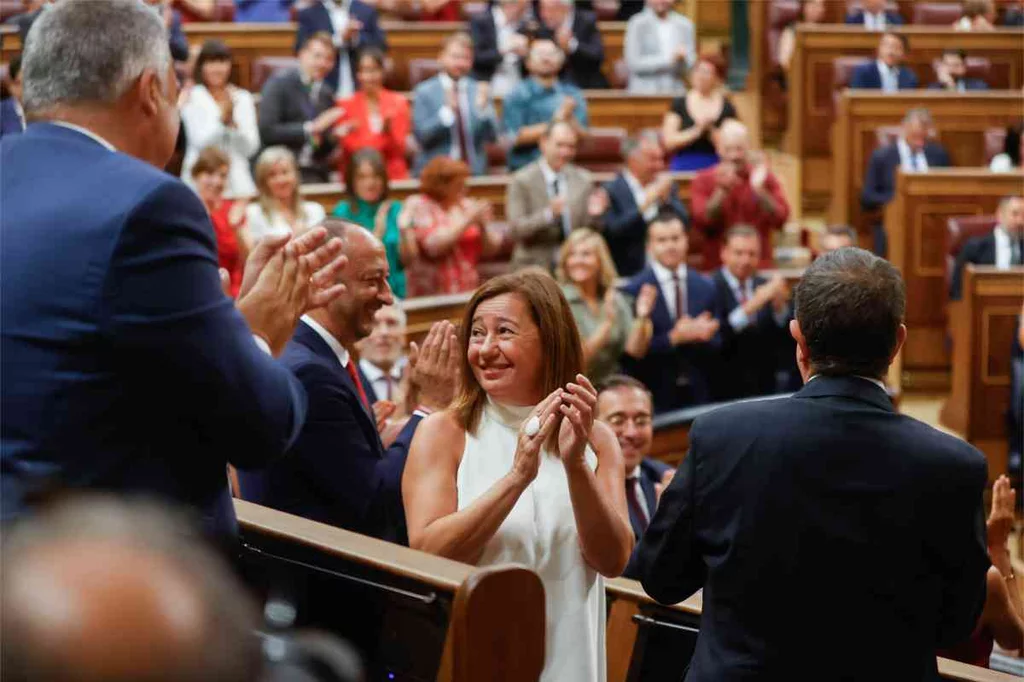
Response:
[467,293,544,406]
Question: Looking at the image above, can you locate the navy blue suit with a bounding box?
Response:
[861,141,950,255]
[601,173,690,277]
[622,457,673,579]
[0,123,307,536]
[621,265,718,414]
[295,1,387,93]
[0,98,25,138]
[635,375,990,681]
[844,9,904,26]
[926,78,989,91]
[710,270,791,401]
[246,321,421,544]
[849,60,919,90]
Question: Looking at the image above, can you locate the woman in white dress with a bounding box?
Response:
[180,40,260,198]
[403,271,634,682]
[245,147,327,242]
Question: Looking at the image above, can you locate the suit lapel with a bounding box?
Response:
[646,267,674,331]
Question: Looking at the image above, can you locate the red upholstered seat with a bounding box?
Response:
[946,215,998,291]
[985,127,1007,165]
[408,58,441,88]
[930,56,992,83]
[875,125,902,147]
[250,56,300,93]
[576,127,628,173]
[833,56,870,91]
[769,0,801,69]
[913,2,964,25]
[0,0,23,22]
[845,0,901,15]
[212,0,235,21]
[594,0,621,21]
[485,142,508,175]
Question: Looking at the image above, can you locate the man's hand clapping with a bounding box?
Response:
[669,312,719,345]
[236,228,347,356]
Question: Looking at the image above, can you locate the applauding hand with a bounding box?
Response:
[557,374,599,468]
[407,320,460,412]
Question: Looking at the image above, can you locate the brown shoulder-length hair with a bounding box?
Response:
[452,271,584,439]
[419,156,470,206]
[344,148,389,212]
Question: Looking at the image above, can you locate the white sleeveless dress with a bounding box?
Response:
[457,399,606,682]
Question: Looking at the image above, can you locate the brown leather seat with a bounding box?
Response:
[913,2,964,25]
[930,56,992,84]
[250,56,301,93]
[409,58,441,88]
[576,127,627,173]
[946,215,998,292]
[985,126,1008,165]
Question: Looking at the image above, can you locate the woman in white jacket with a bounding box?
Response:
[180,40,260,198]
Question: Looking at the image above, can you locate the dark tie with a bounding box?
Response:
[345,360,370,409]
[736,279,748,304]
[384,373,393,401]
[451,82,471,163]
[672,271,686,320]
[626,477,649,534]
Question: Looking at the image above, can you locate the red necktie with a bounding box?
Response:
[626,477,649,534]
[345,360,370,409]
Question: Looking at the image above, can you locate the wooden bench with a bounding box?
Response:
[233,499,545,682]
[787,24,1024,211]
[940,266,1024,481]
[884,169,1024,389]
[604,575,1017,682]
[829,90,1024,232]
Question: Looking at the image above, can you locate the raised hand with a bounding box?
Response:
[602,288,619,325]
[510,389,563,486]
[987,474,1017,552]
[635,283,658,320]
[557,374,598,467]
[654,468,676,504]
[407,320,460,411]
[236,228,347,356]
[312,106,344,136]
[587,187,609,216]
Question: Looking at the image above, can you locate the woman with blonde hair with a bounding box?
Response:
[403,270,633,682]
[245,146,326,241]
[556,229,656,387]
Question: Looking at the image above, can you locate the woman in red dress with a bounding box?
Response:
[190,146,250,298]
[335,48,411,181]
[400,157,503,297]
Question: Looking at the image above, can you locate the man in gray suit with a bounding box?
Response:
[412,32,499,176]
[258,32,344,183]
[624,0,696,94]
[506,120,606,270]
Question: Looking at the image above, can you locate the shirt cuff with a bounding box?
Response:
[252,334,272,355]
[568,37,579,54]
[413,408,434,419]
[728,307,750,332]
[438,106,456,127]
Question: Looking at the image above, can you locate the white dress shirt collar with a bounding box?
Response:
[808,374,887,392]
[993,225,1017,269]
[650,259,686,285]
[719,265,752,299]
[896,138,928,172]
[439,72,464,92]
[864,10,886,29]
[301,314,351,368]
[50,121,117,152]
[539,159,564,188]
[359,356,405,383]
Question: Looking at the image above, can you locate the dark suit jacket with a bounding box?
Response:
[710,270,790,401]
[0,123,306,537]
[635,375,990,682]
[849,61,919,90]
[168,10,190,63]
[601,173,690,277]
[621,265,718,413]
[295,0,387,93]
[469,9,530,82]
[535,9,609,89]
[949,232,997,300]
[251,321,421,544]
[926,78,989,91]
[844,9,905,26]
[622,457,673,579]
[258,68,337,182]
[0,98,25,138]
[860,141,950,211]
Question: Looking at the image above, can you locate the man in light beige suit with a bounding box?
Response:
[506,120,607,270]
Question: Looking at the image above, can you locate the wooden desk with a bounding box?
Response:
[940,266,1024,481]
[300,172,695,223]
[234,500,545,682]
[0,22,626,92]
[884,169,1024,389]
[830,91,1024,231]
[788,25,1024,210]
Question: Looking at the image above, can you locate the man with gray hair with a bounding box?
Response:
[861,107,950,255]
[0,0,346,538]
[601,130,689,276]
[636,247,989,681]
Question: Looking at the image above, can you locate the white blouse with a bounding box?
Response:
[245,201,327,242]
[180,85,260,198]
